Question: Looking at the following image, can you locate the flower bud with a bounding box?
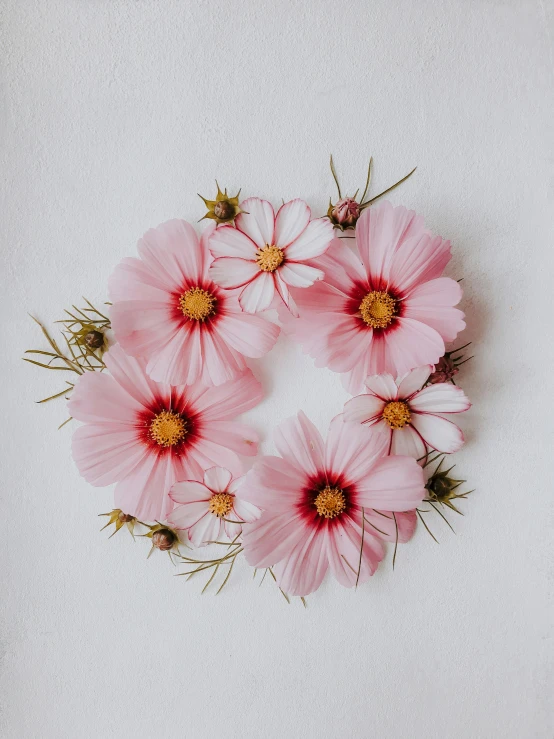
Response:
[428,355,459,384]
[214,200,235,221]
[118,512,135,523]
[152,529,175,551]
[84,330,104,350]
[330,197,361,228]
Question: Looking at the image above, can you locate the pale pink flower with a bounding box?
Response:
[68,344,262,522]
[208,197,334,315]
[237,412,425,597]
[168,467,260,546]
[343,366,471,459]
[279,201,466,393]
[109,219,280,387]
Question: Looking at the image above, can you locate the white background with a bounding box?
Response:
[1,1,553,737]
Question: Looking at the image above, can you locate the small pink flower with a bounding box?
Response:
[68,344,262,522]
[208,198,334,315]
[237,412,425,596]
[109,219,280,387]
[168,467,260,546]
[279,201,466,393]
[343,365,471,459]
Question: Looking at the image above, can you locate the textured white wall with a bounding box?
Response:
[1,1,553,737]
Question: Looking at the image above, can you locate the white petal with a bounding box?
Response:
[274,199,310,247]
[208,257,259,288]
[364,373,398,400]
[343,394,386,424]
[168,501,211,530]
[390,425,427,460]
[208,224,258,259]
[235,198,275,248]
[203,466,233,493]
[169,480,211,505]
[188,513,223,547]
[410,413,465,453]
[232,498,261,523]
[409,383,471,413]
[239,272,276,313]
[284,218,334,261]
[397,365,434,399]
[279,262,324,288]
[274,272,299,316]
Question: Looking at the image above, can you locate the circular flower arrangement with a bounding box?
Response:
[25,159,474,603]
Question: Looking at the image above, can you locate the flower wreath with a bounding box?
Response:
[26,158,473,603]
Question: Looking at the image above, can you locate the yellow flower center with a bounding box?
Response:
[149,410,188,447]
[382,401,411,429]
[359,291,396,328]
[179,287,217,321]
[314,486,346,519]
[208,492,234,518]
[256,245,284,272]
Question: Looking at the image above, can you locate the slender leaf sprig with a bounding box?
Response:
[23,299,110,425]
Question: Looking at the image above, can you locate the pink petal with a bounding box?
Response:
[113,450,179,521]
[397,365,434,398]
[137,219,205,292]
[235,198,275,249]
[108,257,172,303]
[239,272,275,313]
[343,393,386,425]
[215,311,280,358]
[390,425,427,460]
[72,424,146,487]
[356,201,425,288]
[383,318,444,377]
[189,370,263,421]
[69,371,142,424]
[169,480,211,505]
[274,199,310,248]
[356,455,425,511]
[410,413,465,453]
[409,383,471,414]
[389,233,452,296]
[310,237,366,294]
[201,421,259,457]
[109,299,179,361]
[363,509,417,543]
[208,224,259,259]
[189,438,245,478]
[273,411,325,478]
[324,413,389,482]
[102,343,167,409]
[284,218,334,261]
[272,524,329,596]
[198,328,247,386]
[402,277,466,342]
[203,466,232,492]
[326,515,384,588]
[237,457,309,511]
[242,510,309,568]
[279,262,324,288]
[364,373,398,400]
[168,500,211,529]
[208,256,260,288]
[144,321,200,386]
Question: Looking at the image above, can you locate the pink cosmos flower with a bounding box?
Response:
[343,366,471,459]
[68,344,262,522]
[279,201,466,393]
[168,467,260,546]
[109,219,280,387]
[237,412,425,597]
[208,197,334,315]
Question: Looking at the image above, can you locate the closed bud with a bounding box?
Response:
[84,330,104,350]
[152,529,175,551]
[330,197,361,228]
